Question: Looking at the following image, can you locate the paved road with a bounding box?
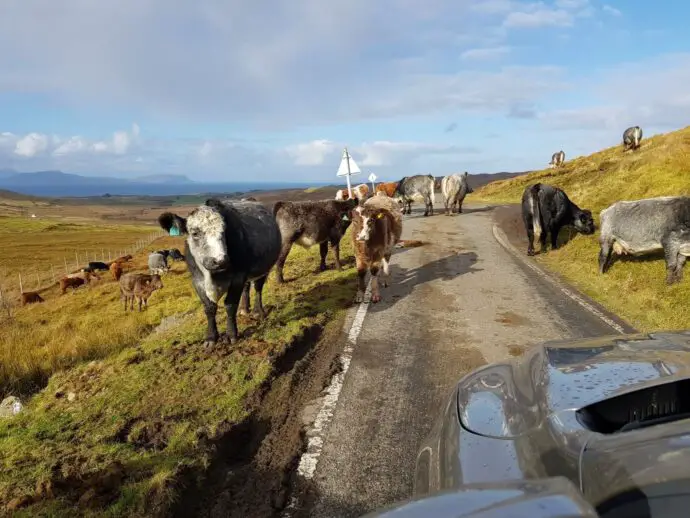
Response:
[298,202,628,518]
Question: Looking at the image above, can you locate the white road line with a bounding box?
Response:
[492,224,628,335]
[281,278,373,517]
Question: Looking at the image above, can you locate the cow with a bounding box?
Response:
[148,252,169,275]
[521,183,595,256]
[158,198,282,346]
[110,261,124,281]
[351,198,403,303]
[87,261,109,272]
[60,276,87,295]
[441,172,473,216]
[68,270,99,282]
[393,174,435,216]
[20,291,44,306]
[549,150,565,168]
[119,273,164,312]
[598,196,690,285]
[375,181,398,198]
[273,198,358,284]
[168,248,185,261]
[623,126,643,151]
[335,184,369,203]
[112,254,133,265]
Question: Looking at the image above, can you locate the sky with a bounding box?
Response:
[1,0,689,183]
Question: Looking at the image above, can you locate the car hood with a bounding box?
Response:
[458,331,690,438]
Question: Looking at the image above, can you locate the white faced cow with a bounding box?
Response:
[623,126,643,151]
[158,198,281,346]
[549,150,565,168]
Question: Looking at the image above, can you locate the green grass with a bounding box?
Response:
[0,231,357,516]
[476,124,690,332]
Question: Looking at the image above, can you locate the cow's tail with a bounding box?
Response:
[528,183,542,239]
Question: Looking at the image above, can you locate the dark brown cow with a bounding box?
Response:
[20,291,44,306]
[60,276,87,294]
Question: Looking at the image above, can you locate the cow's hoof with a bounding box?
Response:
[371,294,381,303]
[527,250,535,257]
[355,293,364,303]
[203,339,217,348]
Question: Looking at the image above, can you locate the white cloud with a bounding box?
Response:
[460,46,511,60]
[602,5,622,16]
[285,139,338,166]
[14,133,49,157]
[503,9,573,28]
[53,136,88,156]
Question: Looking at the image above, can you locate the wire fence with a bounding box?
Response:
[0,229,168,312]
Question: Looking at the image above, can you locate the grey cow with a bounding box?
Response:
[623,126,643,151]
[158,198,282,346]
[441,172,473,216]
[549,150,565,168]
[148,252,169,275]
[393,174,436,216]
[599,196,690,284]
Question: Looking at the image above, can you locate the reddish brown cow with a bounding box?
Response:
[335,184,369,203]
[20,291,44,306]
[110,262,124,281]
[111,254,133,265]
[350,198,403,304]
[60,276,87,294]
[375,181,399,198]
[119,272,164,311]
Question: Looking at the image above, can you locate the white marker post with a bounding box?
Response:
[336,148,361,198]
[368,172,377,193]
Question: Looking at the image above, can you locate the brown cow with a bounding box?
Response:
[335,184,369,203]
[119,272,164,311]
[350,199,403,304]
[111,254,133,265]
[20,291,44,306]
[110,262,124,281]
[375,181,399,198]
[60,276,87,295]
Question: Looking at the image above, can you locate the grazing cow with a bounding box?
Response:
[60,276,87,294]
[110,261,124,281]
[68,270,99,282]
[148,252,169,275]
[112,254,133,265]
[168,248,185,261]
[335,184,369,203]
[158,198,282,346]
[623,126,643,151]
[20,291,44,306]
[441,172,473,216]
[521,183,595,256]
[154,249,171,259]
[87,261,109,272]
[119,273,164,311]
[393,175,436,216]
[273,199,358,284]
[549,150,566,168]
[351,200,403,303]
[375,181,398,198]
[598,196,690,284]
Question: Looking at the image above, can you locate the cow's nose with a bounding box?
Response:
[204,257,229,271]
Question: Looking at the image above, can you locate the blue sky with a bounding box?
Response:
[1,0,689,183]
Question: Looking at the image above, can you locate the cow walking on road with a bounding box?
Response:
[521,183,595,256]
[623,126,643,151]
[441,172,473,216]
[394,175,435,216]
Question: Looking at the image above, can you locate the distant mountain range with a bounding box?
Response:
[0,169,528,198]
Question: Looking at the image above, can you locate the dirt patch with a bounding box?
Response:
[397,240,426,248]
[495,311,531,327]
[508,344,527,357]
[172,315,348,518]
[492,204,526,252]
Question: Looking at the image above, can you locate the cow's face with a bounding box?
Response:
[149,275,164,290]
[355,208,385,242]
[574,210,595,235]
[185,205,230,272]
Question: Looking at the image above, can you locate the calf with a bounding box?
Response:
[158,198,282,346]
[110,261,124,281]
[87,261,109,272]
[623,126,643,151]
[20,291,44,306]
[394,174,435,216]
[148,252,169,275]
[351,199,403,303]
[441,172,473,216]
[375,181,398,198]
[599,196,690,284]
[549,150,565,168]
[119,273,164,311]
[521,183,595,256]
[273,198,358,283]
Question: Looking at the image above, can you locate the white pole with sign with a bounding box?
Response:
[368,172,377,193]
[336,148,361,198]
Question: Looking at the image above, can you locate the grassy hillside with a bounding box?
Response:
[477,125,690,332]
[0,221,357,515]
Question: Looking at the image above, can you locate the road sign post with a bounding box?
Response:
[368,172,377,194]
[336,148,361,198]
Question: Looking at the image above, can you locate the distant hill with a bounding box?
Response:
[136,174,193,184]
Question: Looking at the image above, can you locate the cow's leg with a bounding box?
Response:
[238,281,251,315]
[224,278,247,344]
[252,275,268,319]
[370,264,381,303]
[550,223,562,250]
[598,238,614,274]
[457,196,464,214]
[663,231,689,285]
[319,241,329,272]
[275,239,295,283]
[330,237,343,271]
[382,253,392,287]
[138,296,143,312]
[444,196,450,216]
[355,257,367,303]
[523,212,536,256]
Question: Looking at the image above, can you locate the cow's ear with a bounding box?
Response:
[159,213,187,236]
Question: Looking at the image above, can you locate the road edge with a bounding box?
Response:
[492,223,637,335]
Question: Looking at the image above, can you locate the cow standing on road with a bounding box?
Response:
[549,150,565,168]
[394,175,436,216]
[521,183,595,256]
[598,196,690,284]
[623,126,643,151]
[441,172,473,216]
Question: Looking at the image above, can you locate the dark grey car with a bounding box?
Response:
[412,330,690,518]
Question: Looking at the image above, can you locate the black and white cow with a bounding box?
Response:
[549,150,565,168]
[623,126,643,151]
[599,196,690,284]
[521,183,595,256]
[158,198,281,346]
[441,172,473,215]
[393,174,436,216]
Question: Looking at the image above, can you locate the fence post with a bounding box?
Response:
[18,273,23,294]
[51,265,56,282]
[36,272,40,289]
[75,251,79,269]
[64,258,68,274]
